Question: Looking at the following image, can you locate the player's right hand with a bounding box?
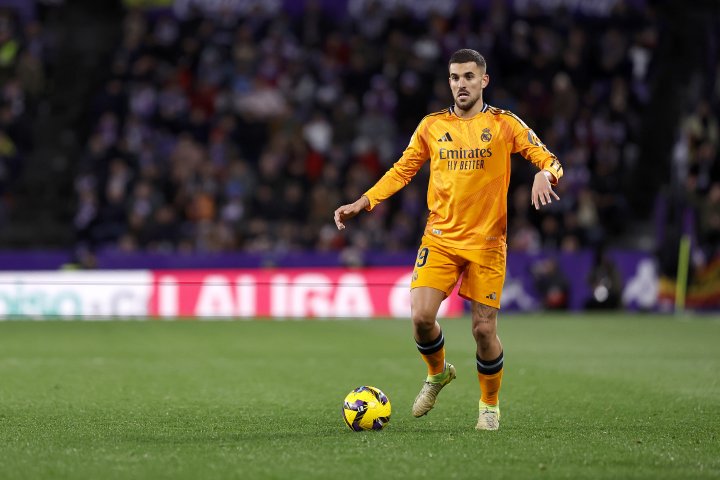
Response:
[334,196,370,230]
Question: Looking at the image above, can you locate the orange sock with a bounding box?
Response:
[477,351,504,406]
[478,369,503,406]
[421,347,446,375]
[416,331,446,376]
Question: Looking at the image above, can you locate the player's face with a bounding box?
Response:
[449,62,489,112]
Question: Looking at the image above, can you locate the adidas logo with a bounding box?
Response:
[438,132,453,142]
[486,292,497,301]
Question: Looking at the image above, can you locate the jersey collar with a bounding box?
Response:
[449,102,489,117]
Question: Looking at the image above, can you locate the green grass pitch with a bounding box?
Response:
[0,314,718,480]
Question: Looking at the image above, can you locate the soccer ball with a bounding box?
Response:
[341,386,391,431]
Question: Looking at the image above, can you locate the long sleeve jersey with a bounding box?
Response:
[364,103,563,249]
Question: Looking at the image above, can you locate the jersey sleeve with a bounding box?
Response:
[509,115,563,185]
[363,120,430,210]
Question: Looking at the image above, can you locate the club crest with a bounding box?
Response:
[481,128,492,142]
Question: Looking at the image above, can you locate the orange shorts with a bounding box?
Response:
[410,235,506,309]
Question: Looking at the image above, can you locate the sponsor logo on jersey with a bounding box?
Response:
[439,147,492,159]
[441,146,492,171]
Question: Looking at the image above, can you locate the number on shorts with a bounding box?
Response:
[416,247,429,267]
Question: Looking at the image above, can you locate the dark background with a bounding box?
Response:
[0,0,717,289]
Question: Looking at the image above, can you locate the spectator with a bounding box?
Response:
[74,1,663,256]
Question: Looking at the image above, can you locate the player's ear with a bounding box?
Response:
[482,73,490,89]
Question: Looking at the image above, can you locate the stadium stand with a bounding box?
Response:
[0,7,42,230]
[0,0,124,247]
[66,0,668,259]
[0,0,717,282]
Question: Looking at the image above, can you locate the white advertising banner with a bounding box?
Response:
[0,271,152,319]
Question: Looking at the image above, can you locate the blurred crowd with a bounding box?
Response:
[664,100,720,272]
[0,8,43,224]
[61,0,715,259]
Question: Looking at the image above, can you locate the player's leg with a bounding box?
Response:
[410,238,462,417]
[472,302,503,430]
[410,286,458,417]
[471,301,503,430]
[459,245,506,430]
[471,301,503,393]
[411,286,446,374]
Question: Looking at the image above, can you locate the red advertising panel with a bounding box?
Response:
[148,268,464,319]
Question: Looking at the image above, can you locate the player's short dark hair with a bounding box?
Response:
[449,49,487,70]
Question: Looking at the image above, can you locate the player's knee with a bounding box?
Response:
[411,308,437,332]
[472,317,496,341]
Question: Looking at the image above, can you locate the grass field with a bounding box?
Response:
[0,314,718,480]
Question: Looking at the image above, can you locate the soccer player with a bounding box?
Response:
[333,49,563,430]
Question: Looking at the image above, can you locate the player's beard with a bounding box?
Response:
[454,91,481,111]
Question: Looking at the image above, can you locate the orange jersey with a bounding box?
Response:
[364,103,563,249]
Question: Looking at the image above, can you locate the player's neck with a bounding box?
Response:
[454,99,485,119]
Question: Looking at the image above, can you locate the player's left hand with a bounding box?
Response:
[531,170,560,210]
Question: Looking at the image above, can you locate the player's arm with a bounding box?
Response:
[334,122,429,230]
[509,116,564,210]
